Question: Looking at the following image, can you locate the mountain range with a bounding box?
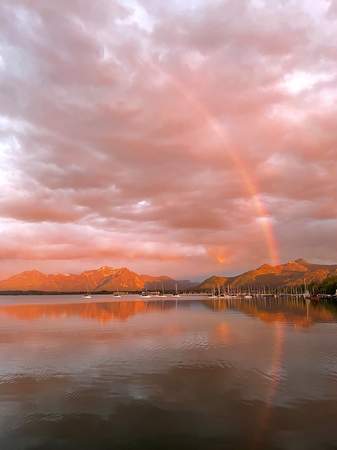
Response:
[0,266,184,293]
[0,259,336,293]
[197,259,337,290]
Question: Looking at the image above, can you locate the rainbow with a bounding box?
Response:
[149,61,280,265]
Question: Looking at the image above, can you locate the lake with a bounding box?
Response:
[0,295,336,450]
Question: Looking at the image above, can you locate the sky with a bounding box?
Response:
[0,0,337,280]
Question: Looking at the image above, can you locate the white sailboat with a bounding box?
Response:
[83,274,93,299]
[303,279,310,299]
[208,288,217,299]
[244,287,253,299]
[160,282,167,298]
[173,283,180,297]
[223,284,232,299]
[141,289,152,298]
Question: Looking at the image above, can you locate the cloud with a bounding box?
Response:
[0,0,336,278]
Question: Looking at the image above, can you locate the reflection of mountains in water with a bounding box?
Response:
[0,300,179,323]
[0,298,336,326]
[204,298,337,327]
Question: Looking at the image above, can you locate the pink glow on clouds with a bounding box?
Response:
[0,0,337,279]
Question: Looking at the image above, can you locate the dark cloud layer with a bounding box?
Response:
[0,0,336,278]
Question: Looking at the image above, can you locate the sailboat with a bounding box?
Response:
[303,279,310,299]
[173,283,180,297]
[208,288,217,299]
[113,288,121,298]
[223,284,232,299]
[83,275,93,299]
[244,287,253,299]
[159,282,167,298]
[141,289,152,298]
[83,288,92,299]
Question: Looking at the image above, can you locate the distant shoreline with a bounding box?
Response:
[0,290,141,296]
[0,290,197,296]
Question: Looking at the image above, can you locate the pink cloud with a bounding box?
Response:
[0,0,336,279]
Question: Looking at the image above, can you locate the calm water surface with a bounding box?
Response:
[0,295,336,450]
